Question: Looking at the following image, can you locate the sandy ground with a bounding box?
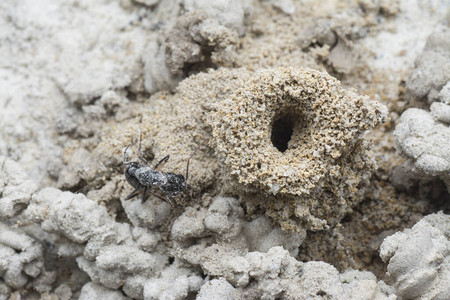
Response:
[0,0,449,299]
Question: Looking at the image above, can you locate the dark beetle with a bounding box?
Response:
[122,134,195,207]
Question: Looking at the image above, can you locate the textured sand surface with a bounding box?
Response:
[0,0,449,299]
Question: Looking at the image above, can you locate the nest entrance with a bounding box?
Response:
[271,118,294,152]
[270,108,304,153]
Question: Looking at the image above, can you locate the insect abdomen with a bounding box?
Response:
[161,173,185,195]
[137,168,166,187]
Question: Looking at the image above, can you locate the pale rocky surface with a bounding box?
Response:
[393,107,450,191]
[0,157,399,299]
[0,0,151,186]
[392,24,450,192]
[143,11,239,93]
[196,278,237,300]
[406,27,450,104]
[0,157,38,218]
[182,0,253,36]
[0,0,449,299]
[0,223,48,292]
[380,212,450,300]
[79,282,130,300]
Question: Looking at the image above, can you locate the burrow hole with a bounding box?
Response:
[271,112,298,153]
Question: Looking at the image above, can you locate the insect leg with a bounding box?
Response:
[141,187,149,203]
[154,155,170,170]
[137,130,148,165]
[185,145,200,181]
[125,186,141,200]
[122,145,131,165]
[185,158,190,182]
[148,190,174,208]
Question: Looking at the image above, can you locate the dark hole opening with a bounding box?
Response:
[271,118,294,152]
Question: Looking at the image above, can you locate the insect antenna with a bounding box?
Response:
[185,144,201,181]
[122,144,139,166]
[137,129,149,165]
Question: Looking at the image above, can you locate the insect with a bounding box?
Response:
[122,133,196,208]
